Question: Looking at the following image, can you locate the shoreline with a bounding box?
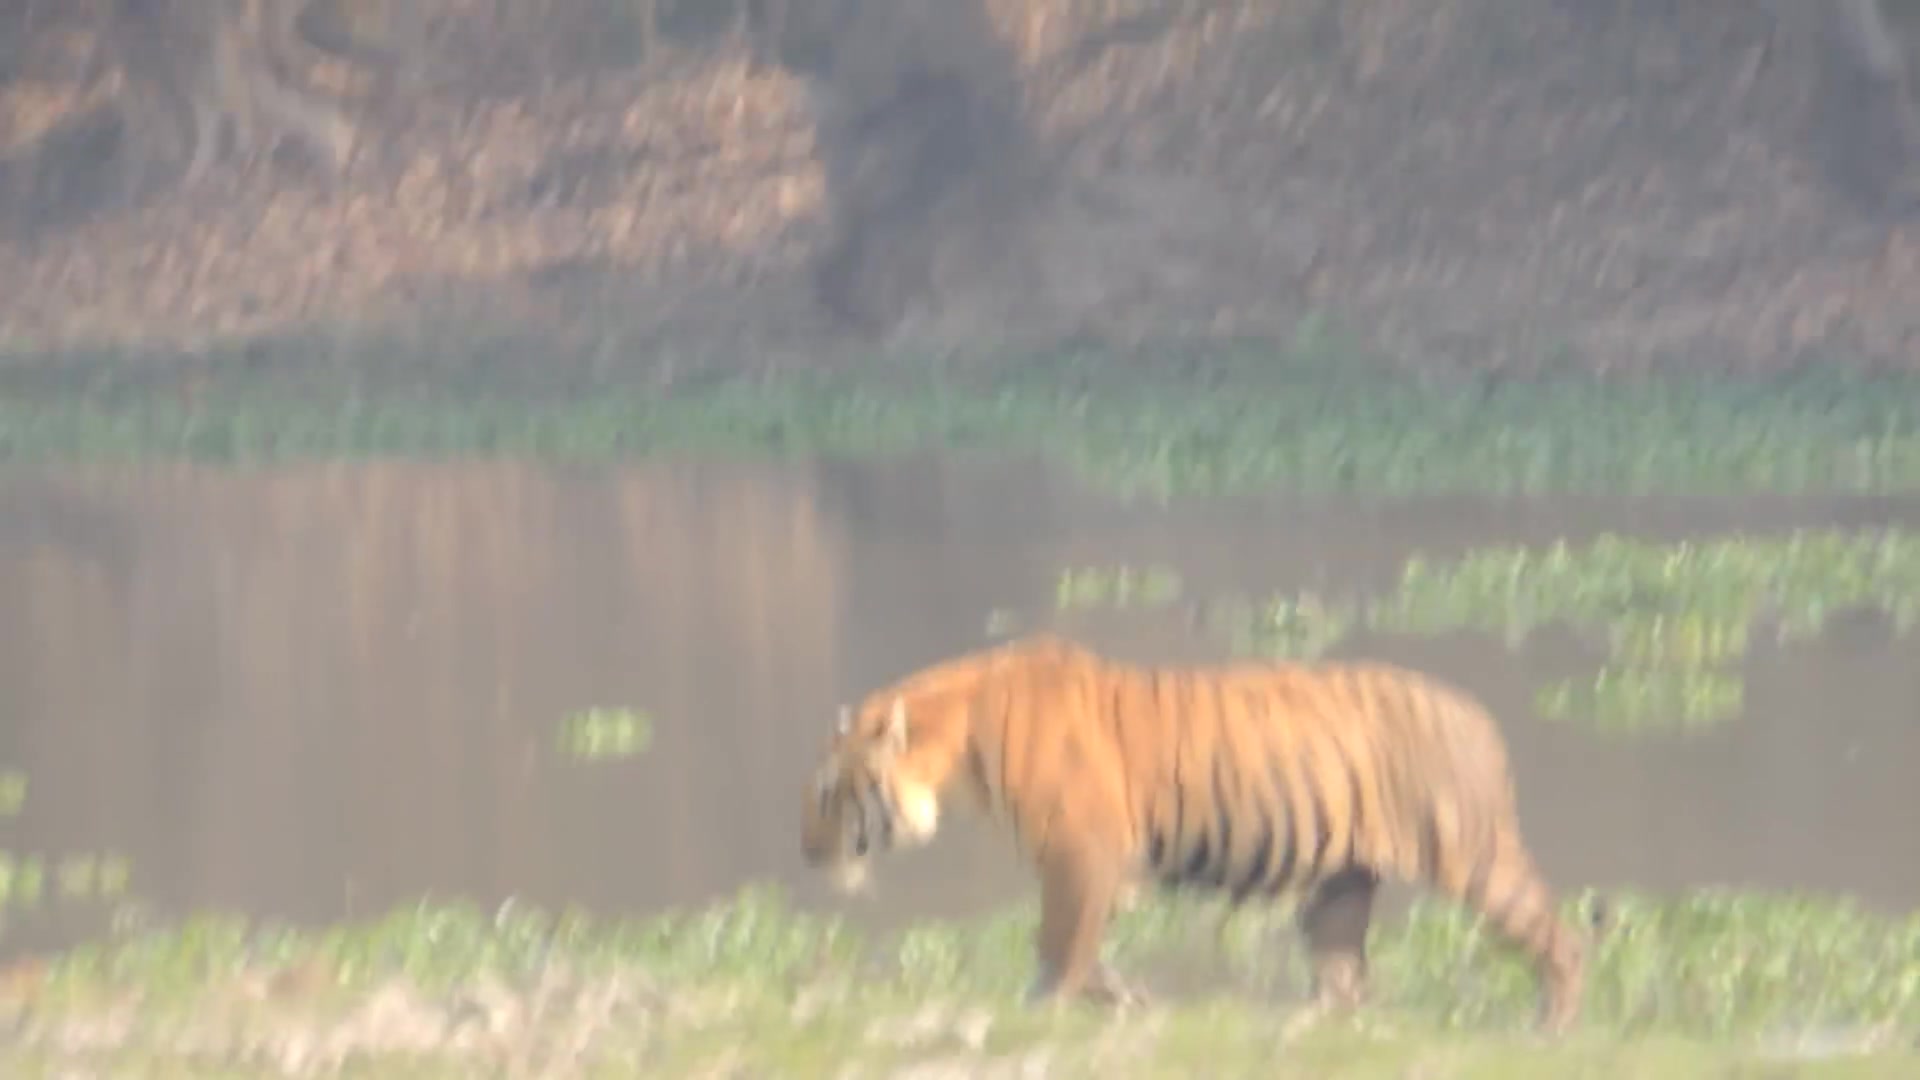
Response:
[6,334,1920,499]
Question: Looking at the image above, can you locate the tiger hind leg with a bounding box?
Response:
[1446,840,1586,1035]
[1296,867,1380,1013]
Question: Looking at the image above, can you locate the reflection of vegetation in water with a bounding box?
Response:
[4,885,1917,1072]
[1053,564,1182,613]
[1063,532,1920,736]
[557,707,655,762]
[12,357,1920,498]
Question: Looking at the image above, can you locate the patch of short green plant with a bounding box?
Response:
[0,852,133,911]
[989,563,1185,639]
[10,348,1920,498]
[1053,564,1184,614]
[556,707,655,762]
[1186,530,1920,736]
[0,767,133,939]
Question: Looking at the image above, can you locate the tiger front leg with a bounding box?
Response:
[1025,842,1143,1008]
[1297,867,1381,1013]
[1083,952,1150,1009]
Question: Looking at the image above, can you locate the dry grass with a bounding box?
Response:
[0,0,1915,375]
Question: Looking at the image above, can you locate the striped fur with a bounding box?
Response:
[799,633,1587,1033]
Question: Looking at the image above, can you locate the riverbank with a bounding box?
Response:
[1,886,1914,1076]
[6,339,1920,500]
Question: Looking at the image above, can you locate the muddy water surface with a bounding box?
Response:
[1,457,1917,958]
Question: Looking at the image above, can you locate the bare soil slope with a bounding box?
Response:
[1,0,1916,378]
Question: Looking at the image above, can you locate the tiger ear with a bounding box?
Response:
[836,705,853,737]
[884,697,908,754]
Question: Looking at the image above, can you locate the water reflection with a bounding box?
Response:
[0,459,1916,960]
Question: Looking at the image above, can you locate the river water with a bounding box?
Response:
[1,456,1916,958]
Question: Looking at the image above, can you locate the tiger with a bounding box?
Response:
[800,632,1590,1033]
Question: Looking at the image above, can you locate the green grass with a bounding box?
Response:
[2,884,1916,1075]
[8,336,1920,1074]
[8,342,1920,498]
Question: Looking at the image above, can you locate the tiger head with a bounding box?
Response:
[800,695,943,895]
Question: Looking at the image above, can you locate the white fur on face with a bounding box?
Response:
[890,775,941,846]
[818,775,941,898]
[812,695,942,897]
[827,858,871,895]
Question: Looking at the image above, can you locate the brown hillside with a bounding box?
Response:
[0,0,1916,378]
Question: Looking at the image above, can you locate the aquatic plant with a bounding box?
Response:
[557,707,655,762]
[1040,531,1920,736]
[0,765,134,944]
[1356,531,1920,734]
[1053,565,1184,614]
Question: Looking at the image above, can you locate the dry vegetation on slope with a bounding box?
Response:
[0,0,1917,380]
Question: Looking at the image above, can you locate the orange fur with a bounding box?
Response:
[800,633,1587,1032]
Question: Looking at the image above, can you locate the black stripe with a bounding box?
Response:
[965,742,993,814]
[1263,750,1298,894]
[1461,823,1498,906]
[1168,771,1197,889]
[1107,672,1131,821]
[1303,760,1335,881]
[873,777,898,849]
[1164,677,1189,888]
[995,685,1022,830]
[1231,780,1275,903]
[1229,688,1279,900]
[1422,809,1445,884]
[1206,747,1234,888]
[1342,748,1367,872]
[1181,830,1211,887]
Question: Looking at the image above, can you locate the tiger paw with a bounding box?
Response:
[1097,979,1151,1010]
[1090,963,1150,1009]
[1280,1003,1331,1043]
